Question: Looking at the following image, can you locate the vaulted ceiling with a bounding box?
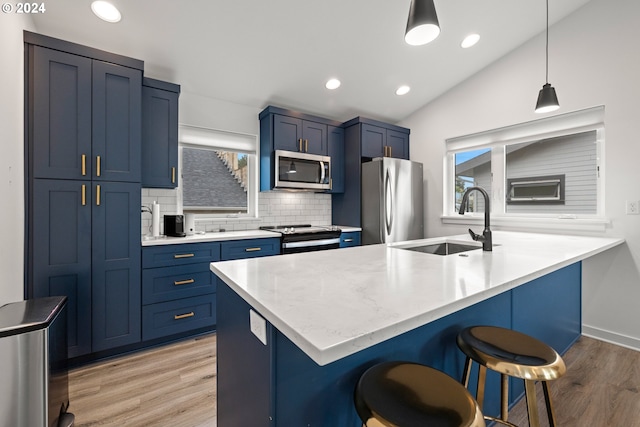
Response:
[31,0,592,123]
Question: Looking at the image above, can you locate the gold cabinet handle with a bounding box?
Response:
[174,278,195,286]
[298,138,303,152]
[388,146,392,157]
[96,155,101,177]
[174,253,195,259]
[81,184,86,206]
[171,167,176,184]
[96,184,100,206]
[329,178,333,190]
[81,154,86,176]
[174,312,195,320]
[305,139,308,152]
[245,247,262,252]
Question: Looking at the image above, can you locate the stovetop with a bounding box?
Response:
[259,224,341,235]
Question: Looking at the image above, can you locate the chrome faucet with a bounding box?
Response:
[458,186,492,251]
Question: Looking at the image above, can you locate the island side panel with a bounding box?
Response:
[273,292,512,426]
[217,283,275,426]
[510,262,581,403]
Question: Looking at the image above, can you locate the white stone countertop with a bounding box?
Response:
[141,225,361,246]
[141,230,281,246]
[210,231,623,366]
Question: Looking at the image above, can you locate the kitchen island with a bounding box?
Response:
[210,231,623,426]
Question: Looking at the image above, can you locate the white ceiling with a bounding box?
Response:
[31,0,592,123]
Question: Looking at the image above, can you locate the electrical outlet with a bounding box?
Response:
[626,200,639,215]
[249,309,268,345]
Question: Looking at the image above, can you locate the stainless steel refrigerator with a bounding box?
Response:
[361,157,424,244]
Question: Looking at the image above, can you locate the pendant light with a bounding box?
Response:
[535,0,559,113]
[405,0,440,46]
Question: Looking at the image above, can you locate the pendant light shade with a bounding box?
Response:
[535,83,559,113]
[405,0,440,46]
[535,0,559,113]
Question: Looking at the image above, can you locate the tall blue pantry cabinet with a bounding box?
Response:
[25,32,143,359]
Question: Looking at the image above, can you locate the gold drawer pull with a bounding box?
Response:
[174,278,195,286]
[174,253,195,259]
[245,247,262,252]
[174,312,195,320]
[343,238,354,242]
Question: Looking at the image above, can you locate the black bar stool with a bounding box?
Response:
[456,326,566,427]
[354,361,486,427]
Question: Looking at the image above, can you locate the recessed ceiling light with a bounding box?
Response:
[91,1,121,23]
[396,85,411,96]
[325,78,341,90]
[461,34,480,49]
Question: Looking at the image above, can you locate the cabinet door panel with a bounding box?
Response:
[32,179,92,357]
[327,126,344,193]
[92,181,141,351]
[92,61,142,183]
[302,121,328,155]
[142,86,179,188]
[387,129,409,159]
[273,115,303,152]
[361,124,386,158]
[32,47,92,180]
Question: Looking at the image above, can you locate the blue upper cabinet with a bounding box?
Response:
[92,61,142,183]
[272,114,328,155]
[29,43,142,182]
[360,121,410,160]
[31,46,92,180]
[327,125,345,193]
[142,78,180,188]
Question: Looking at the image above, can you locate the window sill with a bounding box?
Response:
[441,214,611,233]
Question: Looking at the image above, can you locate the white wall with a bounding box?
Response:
[401,0,640,350]
[0,14,34,306]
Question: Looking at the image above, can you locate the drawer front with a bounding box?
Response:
[340,231,361,248]
[142,294,216,341]
[221,238,281,260]
[142,242,221,268]
[142,262,217,305]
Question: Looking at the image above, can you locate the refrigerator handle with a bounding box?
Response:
[384,168,393,237]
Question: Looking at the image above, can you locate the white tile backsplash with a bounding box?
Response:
[141,189,332,237]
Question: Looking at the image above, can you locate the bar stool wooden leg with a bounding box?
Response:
[542,381,558,427]
[524,380,541,427]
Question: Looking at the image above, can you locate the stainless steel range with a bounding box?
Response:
[260,224,342,254]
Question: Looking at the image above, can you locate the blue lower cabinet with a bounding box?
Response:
[142,242,221,268]
[142,262,217,305]
[221,238,281,260]
[142,294,216,341]
[340,231,361,248]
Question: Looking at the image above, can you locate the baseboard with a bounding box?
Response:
[582,325,640,352]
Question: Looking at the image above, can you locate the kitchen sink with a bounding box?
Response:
[393,240,482,255]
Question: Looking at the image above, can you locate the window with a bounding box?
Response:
[444,106,606,230]
[178,125,257,217]
[506,175,565,204]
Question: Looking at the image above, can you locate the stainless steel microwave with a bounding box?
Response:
[274,150,331,191]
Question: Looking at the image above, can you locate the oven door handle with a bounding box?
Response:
[282,238,341,249]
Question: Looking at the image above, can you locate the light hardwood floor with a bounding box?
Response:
[68,334,639,426]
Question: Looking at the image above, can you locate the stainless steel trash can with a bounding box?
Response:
[0,296,74,427]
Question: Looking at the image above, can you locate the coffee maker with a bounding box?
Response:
[164,215,187,237]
